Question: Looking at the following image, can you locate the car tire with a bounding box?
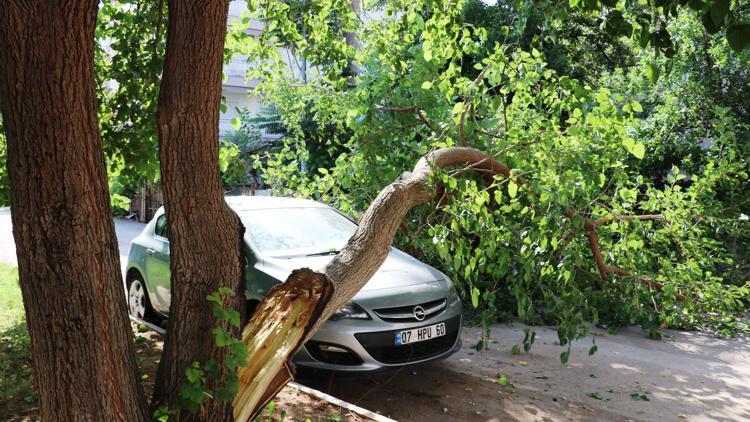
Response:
[127,272,159,323]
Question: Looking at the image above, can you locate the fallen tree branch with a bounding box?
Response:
[233,147,506,419]
[605,265,686,301]
[234,147,682,420]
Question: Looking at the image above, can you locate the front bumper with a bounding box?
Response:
[292,290,463,372]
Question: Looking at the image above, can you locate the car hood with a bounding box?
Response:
[257,247,445,291]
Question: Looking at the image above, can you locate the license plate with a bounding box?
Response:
[395,322,446,346]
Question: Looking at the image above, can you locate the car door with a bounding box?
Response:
[146,214,172,314]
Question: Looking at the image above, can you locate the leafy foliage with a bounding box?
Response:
[233,0,749,353]
[95,0,166,192]
[0,264,34,419]
[155,287,248,418]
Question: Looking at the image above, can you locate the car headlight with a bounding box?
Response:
[444,276,459,302]
[329,301,370,321]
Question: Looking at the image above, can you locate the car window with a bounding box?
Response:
[238,207,356,258]
[154,215,169,240]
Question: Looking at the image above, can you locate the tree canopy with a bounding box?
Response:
[228,0,749,348]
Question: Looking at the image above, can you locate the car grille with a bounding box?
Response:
[354,315,461,365]
[372,298,447,322]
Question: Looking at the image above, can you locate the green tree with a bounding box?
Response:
[238,0,749,348]
[96,0,166,191]
[0,2,149,419]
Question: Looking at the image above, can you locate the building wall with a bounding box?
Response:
[220,1,306,139]
[220,1,261,138]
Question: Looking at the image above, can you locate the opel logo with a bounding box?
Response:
[413,305,426,321]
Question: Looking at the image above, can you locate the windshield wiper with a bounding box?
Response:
[305,249,339,257]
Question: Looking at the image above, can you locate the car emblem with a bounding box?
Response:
[413,305,426,321]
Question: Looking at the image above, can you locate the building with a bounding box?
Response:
[220,1,301,140]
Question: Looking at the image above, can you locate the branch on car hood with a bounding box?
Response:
[233,146,680,420]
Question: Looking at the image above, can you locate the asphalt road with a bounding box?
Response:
[1,210,748,421]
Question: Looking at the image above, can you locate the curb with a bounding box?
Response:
[129,316,396,422]
[287,381,396,422]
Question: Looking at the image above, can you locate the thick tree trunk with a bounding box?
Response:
[153,0,246,419]
[0,2,148,420]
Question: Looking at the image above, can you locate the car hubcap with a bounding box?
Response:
[128,280,146,319]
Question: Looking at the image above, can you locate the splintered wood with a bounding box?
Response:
[233,269,332,422]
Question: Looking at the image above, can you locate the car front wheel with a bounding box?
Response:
[127,274,157,322]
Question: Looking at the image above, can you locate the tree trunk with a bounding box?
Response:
[153,0,246,419]
[345,0,361,77]
[0,1,148,420]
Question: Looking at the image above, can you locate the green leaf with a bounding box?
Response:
[470,287,480,309]
[225,309,241,328]
[421,81,433,89]
[560,350,570,365]
[726,24,750,52]
[632,143,646,159]
[604,10,633,37]
[587,391,610,401]
[452,102,465,115]
[630,392,650,401]
[497,374,511,386]
[623,137,635,151]
[231,117,241,131]
[507,181,518,199]
[185,362,204,384]
[645,63,660,83]
[423,45,432,62]
[213,327,232,347]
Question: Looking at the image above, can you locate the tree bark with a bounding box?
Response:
[153,0,246,419]
[344,0,361,81]
[0,1,148,420]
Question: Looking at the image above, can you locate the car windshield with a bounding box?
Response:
[238,207,357,258]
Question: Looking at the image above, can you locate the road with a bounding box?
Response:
[0,210,748,421]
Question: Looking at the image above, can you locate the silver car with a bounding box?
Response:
[125,196,462,372]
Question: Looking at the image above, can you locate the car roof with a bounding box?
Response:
[224,195,328,211]
[154,196,329,215]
